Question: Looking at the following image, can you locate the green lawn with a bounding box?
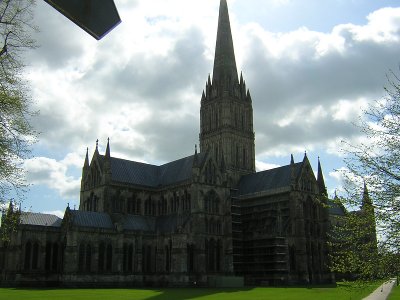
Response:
[0,282,381,300]
[388,283,400,300]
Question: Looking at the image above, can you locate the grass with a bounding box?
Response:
[0,282,381,300]
[388,282,400,300]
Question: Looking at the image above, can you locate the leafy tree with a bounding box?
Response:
[0,201,20,241]
[0,0,37,201]
[332,69,400,280]
[329,195,380,280]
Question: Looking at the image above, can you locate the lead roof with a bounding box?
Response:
[237,162,303,196]
[20,212,62,227]
[70,210,114,229]
[103,152,207,188]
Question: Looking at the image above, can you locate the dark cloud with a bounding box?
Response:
[241,22,400,155]
[103,27,209,108]
[29,1,89,69]
[29,23,208,162]
[134,112,199,162]
[27,3,400,164]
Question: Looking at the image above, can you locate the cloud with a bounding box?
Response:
[43,210,65,218]
[256,161,281,172]
[22,2,400,205]
[30,3,400,161]
[24,155,81,199]
[240,7,400,156]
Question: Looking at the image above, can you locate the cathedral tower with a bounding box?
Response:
[200,0,255,183]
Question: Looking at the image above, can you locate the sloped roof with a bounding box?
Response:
[156,214,178,233]
[70,210,114,229]
[237,162,303,196]
[20,212,62,227]
[328,199,346,216]
[107,152,207,188]
[122,214,156,231]
[110,158,159,187]
[68,211,181,233]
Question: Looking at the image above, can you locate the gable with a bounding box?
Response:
[296,157,318,192]
[199,153,223,185]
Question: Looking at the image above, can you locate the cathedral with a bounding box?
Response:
[0,0,334,287]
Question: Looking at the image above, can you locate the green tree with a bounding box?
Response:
[0,0,37,201]
[333,69,400,279]
[329,196,380,280]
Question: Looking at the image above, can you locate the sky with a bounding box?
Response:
[17,0,400,217]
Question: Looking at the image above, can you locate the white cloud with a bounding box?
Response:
[331,98,369,122]
[329,167,348,183]
[20,1,400,207]
[256,160,281,172]
[356,7,400,43]
[24,155,81,199]
[43,210,65,218]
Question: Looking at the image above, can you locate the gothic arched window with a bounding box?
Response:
[187,244,195,273]
[106,244,112,271]
[24,241,31,270]
[98,242,105,271]
[86,244,92,271]
[32,242,39,269]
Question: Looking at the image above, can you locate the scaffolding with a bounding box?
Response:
[231,196,289,285]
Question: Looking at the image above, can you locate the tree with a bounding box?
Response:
[332,69,400,279]
[329,194,380,280]
[0,0,37,201]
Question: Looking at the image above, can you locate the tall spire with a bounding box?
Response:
[193,144,199,168]
[95,139,99,155]
[104,138,112,178]
[84,147,89,168]
[362,181,372,207]
[105,137,110,158]
[199,0,255,183]
[212,0,238,87]
[317,157,327,196]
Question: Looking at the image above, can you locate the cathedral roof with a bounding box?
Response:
[103,152,207,188]
[122,214,155,231]
[328,200,346,216]
[122,213,187,233]
[237,163,303,196]
[20,212,62,227]
[68,211,183,234]
[69,210,114,229]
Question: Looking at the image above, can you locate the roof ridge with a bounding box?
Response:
[109,155,158,168]
[159,153,197,168]
[22,211,61,218]
[255,162,302,174]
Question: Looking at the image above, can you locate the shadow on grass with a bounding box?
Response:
[7,286,256,300]
[4,283,349,300]
[143,287,253,300]
[142,285,339,300]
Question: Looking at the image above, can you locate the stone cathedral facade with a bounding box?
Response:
[0,0,333,287]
